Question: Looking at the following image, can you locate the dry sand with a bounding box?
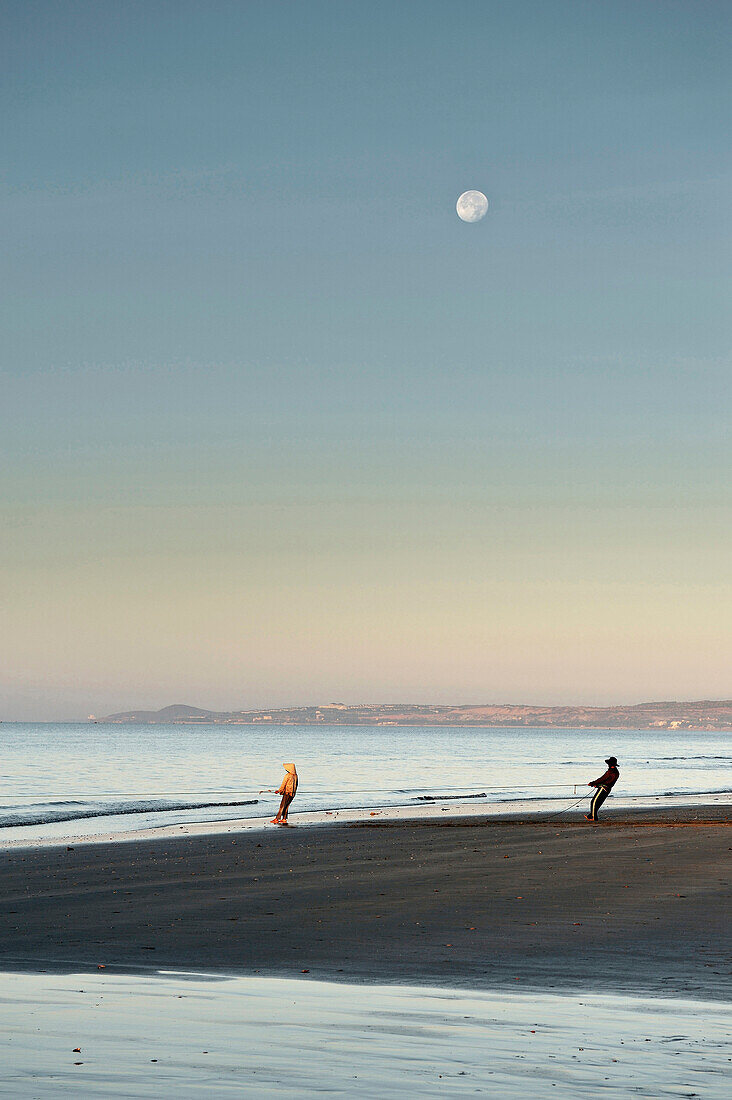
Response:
[1,806,729,999]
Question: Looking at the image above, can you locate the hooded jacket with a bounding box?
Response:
[277,763,298,798]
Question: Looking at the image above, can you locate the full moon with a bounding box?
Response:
[456,190,488,222]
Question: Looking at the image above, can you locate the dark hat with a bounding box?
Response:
[605,756,618,766]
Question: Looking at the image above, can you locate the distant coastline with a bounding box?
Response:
[99,699,732,731]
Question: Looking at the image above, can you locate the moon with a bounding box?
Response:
[456,190,488,222]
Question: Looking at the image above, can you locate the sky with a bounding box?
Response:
[1,0,730,719]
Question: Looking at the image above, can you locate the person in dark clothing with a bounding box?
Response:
[585,756,619,821]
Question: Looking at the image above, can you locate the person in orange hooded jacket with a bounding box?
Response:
[262,763,298,825]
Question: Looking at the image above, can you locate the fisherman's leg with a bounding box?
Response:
[280,794,294,821]
[590,792,607,818]
[273,793,287,823]
[592,788,609,820]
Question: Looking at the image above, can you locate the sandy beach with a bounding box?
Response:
[2,971,729,1098]
[1,805,729,1000]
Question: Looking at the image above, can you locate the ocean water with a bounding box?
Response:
[0,722,728,843]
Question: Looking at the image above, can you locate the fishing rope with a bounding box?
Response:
[255,785,596,821]
[532,793,595,823]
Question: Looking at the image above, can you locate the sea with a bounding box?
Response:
[0,722,729,844]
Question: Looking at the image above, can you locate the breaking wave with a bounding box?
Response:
[662,788,731,798]
[414,792,486,802]
[0,797,259,829]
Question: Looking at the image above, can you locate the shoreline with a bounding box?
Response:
[1,804,729,1000]
[98,721,732,731]
[1,792,729,851]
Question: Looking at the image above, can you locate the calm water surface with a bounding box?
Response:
[0,722,728,841]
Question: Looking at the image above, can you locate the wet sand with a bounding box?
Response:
[0,806,729,999]
[2,971,729,1098]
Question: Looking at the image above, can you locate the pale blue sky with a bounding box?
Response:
[1,1,730,718]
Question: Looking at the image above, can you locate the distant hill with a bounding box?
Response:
[100,700,732,730]
[102,704,222,722]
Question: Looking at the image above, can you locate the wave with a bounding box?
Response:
[0,797,259,829]
[662,788,731,798]
[414,792,486,802]
[556,757,731,765]
[658,756,732,762]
